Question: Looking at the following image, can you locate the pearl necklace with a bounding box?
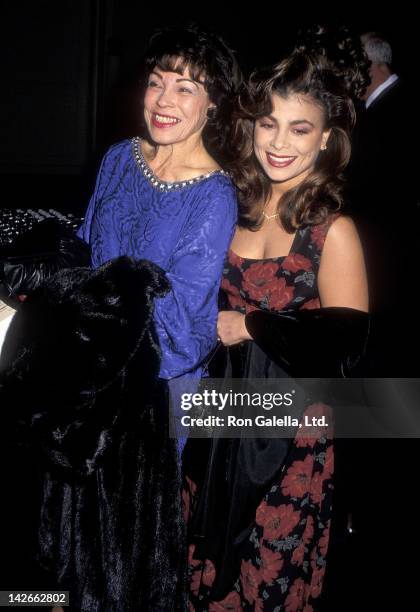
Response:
[132,137,228,191]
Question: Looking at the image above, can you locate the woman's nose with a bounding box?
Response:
[271,129,290,150]
[156,88,175,107]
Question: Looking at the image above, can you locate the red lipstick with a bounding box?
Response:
[266,152,297,168]
[151,113,181,128]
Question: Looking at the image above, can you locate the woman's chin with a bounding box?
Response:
[146,125,184,146]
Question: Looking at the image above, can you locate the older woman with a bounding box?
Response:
[78,24,240,389]
[56,23,239,611]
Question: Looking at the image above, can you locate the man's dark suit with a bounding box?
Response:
[348,78,418,322]
[331,79,420,612]
[319,78,420,612]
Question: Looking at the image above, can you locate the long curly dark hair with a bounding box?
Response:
[140,24,242,166]
[227,25,370,231]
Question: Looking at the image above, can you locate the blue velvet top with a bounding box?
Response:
[78,137,237,380]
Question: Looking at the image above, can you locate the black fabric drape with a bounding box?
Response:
[0,256,187,611]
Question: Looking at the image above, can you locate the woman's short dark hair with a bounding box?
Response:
[228,25,370,231]
[141,24,242,164]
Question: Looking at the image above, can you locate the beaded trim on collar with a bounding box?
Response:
[131,137,228,191]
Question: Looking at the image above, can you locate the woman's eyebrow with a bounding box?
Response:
[260,116,315,128]
[261,114,278,122]
[150,72,201,89]
[289,119,315,127]
[176,78,201,88]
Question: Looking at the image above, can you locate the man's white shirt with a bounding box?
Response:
[365,74,399,109]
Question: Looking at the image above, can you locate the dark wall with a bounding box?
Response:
[0,1,110,212]
[0,1,105,174]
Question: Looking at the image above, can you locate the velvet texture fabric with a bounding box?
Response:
[245,306,370,377]
[0,256,186,611]
[185,307,370,600]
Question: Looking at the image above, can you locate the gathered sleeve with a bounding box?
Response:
[155,182,237,379]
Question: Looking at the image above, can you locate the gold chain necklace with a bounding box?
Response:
[262,210,279,220]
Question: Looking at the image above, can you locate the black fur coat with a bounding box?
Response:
[0,256,186,611]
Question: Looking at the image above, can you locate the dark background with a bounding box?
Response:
[0,1,416,214]
[0,2,417,609]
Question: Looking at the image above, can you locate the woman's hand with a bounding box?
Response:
[217,310,252,346]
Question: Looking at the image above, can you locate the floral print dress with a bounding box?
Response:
[184,216,337,611]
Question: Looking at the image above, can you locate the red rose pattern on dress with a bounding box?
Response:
[185,216,338,610]
[208,591,243,611]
